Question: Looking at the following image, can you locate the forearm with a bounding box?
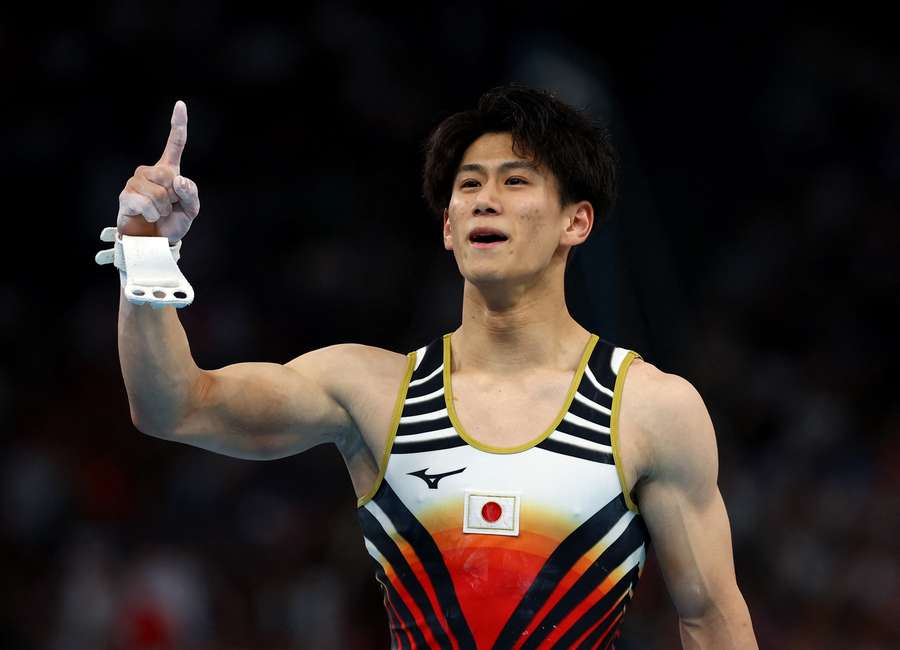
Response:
[118,287,203,434]
[678,594,758,650]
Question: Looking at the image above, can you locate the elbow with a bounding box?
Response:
[130,409,174,439]
[672,579,715,623]
[128,372,208,440]
[677,586,758,649]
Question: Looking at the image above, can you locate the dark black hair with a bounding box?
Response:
[422,84,618,226]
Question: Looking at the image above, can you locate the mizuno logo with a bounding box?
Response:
[408,467,466,489]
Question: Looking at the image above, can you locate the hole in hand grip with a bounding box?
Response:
[118,234,193,308]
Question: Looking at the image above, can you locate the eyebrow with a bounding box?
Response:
[457,160,542,176]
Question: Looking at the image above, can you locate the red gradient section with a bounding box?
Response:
[433,527,560,647]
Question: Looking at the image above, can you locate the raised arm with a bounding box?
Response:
[115,101,368,461]
[623,362,758,649]
[120,291,359,460]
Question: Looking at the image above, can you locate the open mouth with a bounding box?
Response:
[469,231,509,248]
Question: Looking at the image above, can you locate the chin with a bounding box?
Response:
[460,264,527,287]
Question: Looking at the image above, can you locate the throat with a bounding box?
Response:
[453,292,589,374]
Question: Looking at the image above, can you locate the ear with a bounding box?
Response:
[562,201,594,246]
[443,207,453,250]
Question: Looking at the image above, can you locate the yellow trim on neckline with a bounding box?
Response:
[442,333,599,454]
[356,350,417,507]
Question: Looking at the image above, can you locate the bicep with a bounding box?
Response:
[635,376,739,620]
[168,347,355,460]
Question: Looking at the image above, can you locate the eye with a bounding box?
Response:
[460,179,480,189]
[506,176,528,185]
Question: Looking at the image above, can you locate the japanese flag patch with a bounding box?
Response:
[463,490,521,536]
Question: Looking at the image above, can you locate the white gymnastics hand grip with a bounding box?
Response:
[95,227,193,309]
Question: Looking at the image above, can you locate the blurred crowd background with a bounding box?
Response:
[4,2,899,649]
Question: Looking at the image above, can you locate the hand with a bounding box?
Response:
[117,100,200,243]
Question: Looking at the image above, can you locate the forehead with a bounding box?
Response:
[459,132,530,167]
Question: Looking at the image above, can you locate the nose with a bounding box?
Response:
[473,184,501,216]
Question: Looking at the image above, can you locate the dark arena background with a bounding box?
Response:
[4,3,899,649]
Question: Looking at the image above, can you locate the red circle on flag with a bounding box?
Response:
[481,501,502,523]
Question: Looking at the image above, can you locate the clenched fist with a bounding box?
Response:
[118,100,200,243]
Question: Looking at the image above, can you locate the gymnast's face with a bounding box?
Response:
[443,132,592,288]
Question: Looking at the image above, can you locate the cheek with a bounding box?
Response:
[446,199,465,229]
[521,206,549,236]
[448,192,468,214]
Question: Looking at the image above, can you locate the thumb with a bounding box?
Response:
[173,175,200,219]
[157,100,188,169]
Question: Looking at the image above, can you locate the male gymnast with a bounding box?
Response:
[106,85,758,649]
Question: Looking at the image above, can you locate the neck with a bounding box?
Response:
[451,269,590,376]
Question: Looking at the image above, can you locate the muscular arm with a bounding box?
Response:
[114,101,403,471]
[120,289,368,461]
[628,367,758,649]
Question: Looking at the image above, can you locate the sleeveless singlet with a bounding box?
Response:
[356,333,650,650]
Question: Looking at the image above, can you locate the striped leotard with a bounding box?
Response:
[357,333,650,649]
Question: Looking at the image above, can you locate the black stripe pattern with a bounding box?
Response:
[364,481,477,649]
[358,335,650,648]
[519,515,647,648]
[532,341,619,464]
[392,336,625,464]
[371,558,430,649]
[493,493,635,647]
[360,508,452,647]
[392,339,460,454]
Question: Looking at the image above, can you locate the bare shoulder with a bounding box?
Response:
[285,342,411,455]
[620,358,718,488]
[285,342,409,411]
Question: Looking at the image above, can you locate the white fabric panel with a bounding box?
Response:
[386,444,623,530]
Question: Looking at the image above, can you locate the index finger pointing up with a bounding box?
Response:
[158,100,188,168]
